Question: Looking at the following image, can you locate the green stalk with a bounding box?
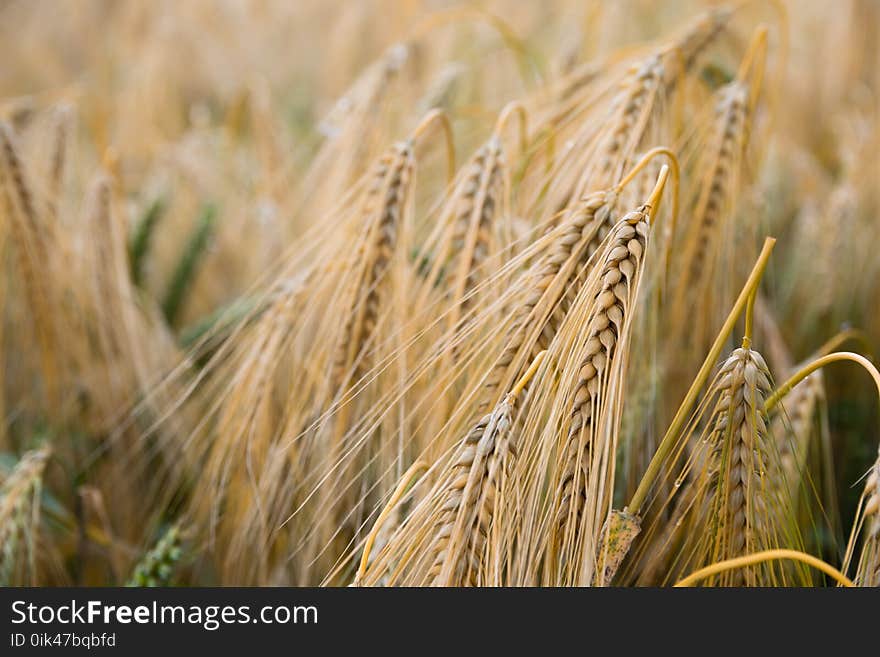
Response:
[129,197,167,288]
[161,203,217,327]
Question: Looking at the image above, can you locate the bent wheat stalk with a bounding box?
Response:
[674,549,853,587]
[354,460,428,586]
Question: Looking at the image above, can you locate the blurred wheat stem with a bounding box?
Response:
[494,101,529,156]
[732,1,789,132]
[809,328,874,360]
[674,549,853,587]
[412,108,456,183]
[736,25,768,118]
[628,236,776,514]
[410,7,542,85]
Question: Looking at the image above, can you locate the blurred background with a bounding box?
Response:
[0,0,877,585]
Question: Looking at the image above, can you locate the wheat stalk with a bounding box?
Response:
[549,205,652,584]
[361,352,546,586]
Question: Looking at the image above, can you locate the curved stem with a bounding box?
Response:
[645,165,669,226]
[615,148,680,286]
[740,26,769,120]
[674,549,853,587]
[628,237,776,514]
[615,146,680,231]
[355,460,428,585]
[493,101,529,157]
[411,109,456,185]
[765,351,880,414]
[733,0,789,121]
[734,0,789,67]
[410,7,542,87]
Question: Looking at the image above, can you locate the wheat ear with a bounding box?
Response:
[481,190,619,408]
[550,206,651,579]
[0,447,51,586]
[430,351,546,586]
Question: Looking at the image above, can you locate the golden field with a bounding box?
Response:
[0,0,878,587]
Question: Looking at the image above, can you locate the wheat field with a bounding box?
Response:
[0,0,878,587]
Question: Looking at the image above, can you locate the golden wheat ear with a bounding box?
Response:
[297,40,417,222]
[769,367,824,511]
[412,109,507,334]
[763,330,870,529]
[516,168,667,587]
[548,207,653,583]
[618,240,778,584]
[0,121,61,409]
[357,351,546,587]
[627,342,807,587]
[519,5,728,230]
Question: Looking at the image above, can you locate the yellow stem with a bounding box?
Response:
[674,549,853,587]
[733,1,789,119]
[355,460,428,585]
[511,350,547,397]
[742,286,757,349]
[614,148,680,287]
[615,146,680,230]
[645,165,669,226]
[411,109,456,185]
[494,101,529,157]
[765,352,880,414]
[737,25,768,83]
[628,237,776,513]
